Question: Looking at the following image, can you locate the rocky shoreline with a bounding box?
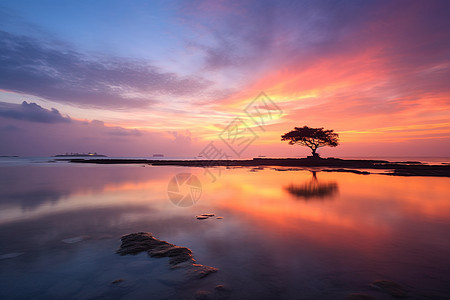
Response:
[65,157,450,177]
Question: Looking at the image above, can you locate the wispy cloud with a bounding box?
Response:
[0,30,212,109]
[88,120,141,137]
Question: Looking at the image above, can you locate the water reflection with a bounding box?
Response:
[0,165,207,255]
[0,165,173,212]
[285,171,338,200]
[0,164,449,299]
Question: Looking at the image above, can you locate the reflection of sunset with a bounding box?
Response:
[201,169,450,247]
[1,164,449,298]
[0,166,200,224]
[2,165,449,253]
[4,165,447,228]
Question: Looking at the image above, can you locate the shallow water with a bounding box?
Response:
[0,163,449,299]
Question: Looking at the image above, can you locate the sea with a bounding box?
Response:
[0,156,449,299]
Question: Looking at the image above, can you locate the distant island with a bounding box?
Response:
[53,152,107,157]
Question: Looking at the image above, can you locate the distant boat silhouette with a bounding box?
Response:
[54,152,107,157]
[153,154,164,158]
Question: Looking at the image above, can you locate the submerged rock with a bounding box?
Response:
[150,245,194,265]
[196,213,216,220]
[370,279,408,298]
[116,232,163,255]
[201,213,215,217]
[111,279,124,284]
[188,264,219,279]
[117,232,218,279]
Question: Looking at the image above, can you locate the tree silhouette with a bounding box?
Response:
[281,126,339,157]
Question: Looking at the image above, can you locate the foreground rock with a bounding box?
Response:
[117,232,218,279]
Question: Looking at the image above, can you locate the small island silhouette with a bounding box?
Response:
[54,152,107,157]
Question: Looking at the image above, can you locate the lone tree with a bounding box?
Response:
[281,126,339,157]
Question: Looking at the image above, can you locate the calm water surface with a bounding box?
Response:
[0,162,449,299]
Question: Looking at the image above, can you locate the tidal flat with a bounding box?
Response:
[0,162,449,299]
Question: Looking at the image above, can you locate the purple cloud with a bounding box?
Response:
[0,30,212,109]
[179,0,450,77]
[0,101,71,123]
[0,102,199,156]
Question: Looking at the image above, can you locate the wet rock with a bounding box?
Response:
[117,232,218,279]
[371,279,408,298]
[187,264,219,279]
[346,293,376,300]
[111,279,124,284]
[150,246,194,265]
[116,232,166,255]
[201,213,215,217]
[196,213,216,220]
[216,217,224,219]
[118,233,194,265]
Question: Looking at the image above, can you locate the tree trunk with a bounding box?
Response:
[311,147,319,157]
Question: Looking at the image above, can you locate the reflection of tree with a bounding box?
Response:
[285,171,338,200]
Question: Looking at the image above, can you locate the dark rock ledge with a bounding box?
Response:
[116,232,218,279]
[67,157,450,177]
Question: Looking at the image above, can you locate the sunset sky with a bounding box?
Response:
[1,0,449,157]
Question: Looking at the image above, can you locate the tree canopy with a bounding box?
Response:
[281,126,339,157]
